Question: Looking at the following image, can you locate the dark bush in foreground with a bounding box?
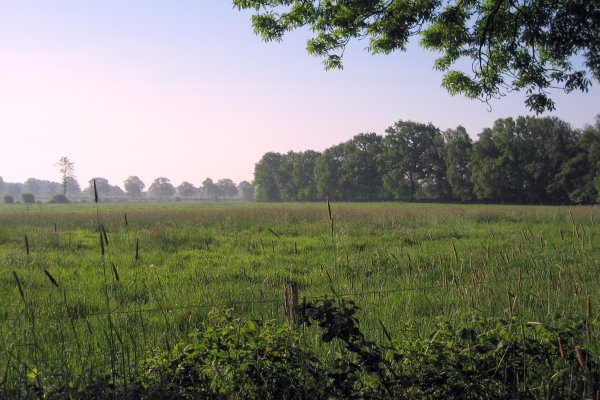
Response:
[5,299,599,399]
[3,195,14,204]
[134,312,324,399]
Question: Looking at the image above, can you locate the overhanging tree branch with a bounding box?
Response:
[234,0,599,113]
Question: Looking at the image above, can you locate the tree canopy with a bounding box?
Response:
[238,180,256,201]
[148,177,176,199]
[234,0,600,112]
[124,176,146,197]
[252,114,600,204]
[216,179,238,199]
[86,178,124,198]
[177,181,198,198]
[202,178,218,200]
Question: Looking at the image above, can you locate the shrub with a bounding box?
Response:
[48,194,70,204]
[21,193,35,204]
[3,195,14,204]
[133,311,326,399]
[10,299,600,399]
[301,298,600,399]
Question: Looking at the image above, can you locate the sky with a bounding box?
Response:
[1,1,599,189]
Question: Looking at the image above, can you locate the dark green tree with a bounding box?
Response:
[124,176,145,197]
[314,134,387,201]
[291,150,321,201]
[202,178,218,200]
[470,116,578,203]
[443,126,473,201]
[65,177,81,197]
[314,143,345,200]
[555,116,600,203]
[21,178,63,199]
[177,181,197,198]
[234,0,599,112]
[277,152,297,201]
[216,179,238,199]
[340,133,386,200]
[23,178,42,199]
[85,178,123,198]
[382,121,449,200]
[238,180,256,201]
[516,116,578,203]
[148,177,176,199]
[254,152,283,201]
[470,119,523,202]
[47,181,63,197]
[87,178,112,197]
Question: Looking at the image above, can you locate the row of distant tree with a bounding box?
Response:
[0,176,255,202]
[254,115,600,204]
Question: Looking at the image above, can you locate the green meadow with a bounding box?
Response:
[0,202,599,396]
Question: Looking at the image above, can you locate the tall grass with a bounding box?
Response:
[0,202,598,392]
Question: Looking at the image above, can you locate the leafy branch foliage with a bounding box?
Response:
[234,0,600,112]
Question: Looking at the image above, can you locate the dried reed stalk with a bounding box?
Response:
[44,269,59,288]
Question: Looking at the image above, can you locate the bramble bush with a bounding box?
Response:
[14,297,597,399]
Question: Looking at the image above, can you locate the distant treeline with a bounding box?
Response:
[254,115,600,204]
[0,176,255,202]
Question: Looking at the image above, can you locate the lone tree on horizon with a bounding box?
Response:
[55,156,76,197]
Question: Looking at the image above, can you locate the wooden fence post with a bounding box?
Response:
[284,281,299,327]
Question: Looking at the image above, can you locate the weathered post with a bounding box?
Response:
[284,281,299,327]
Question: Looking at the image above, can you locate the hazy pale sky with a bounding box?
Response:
[1,1,599,188]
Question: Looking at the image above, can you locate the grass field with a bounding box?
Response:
[0,201,599,396]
